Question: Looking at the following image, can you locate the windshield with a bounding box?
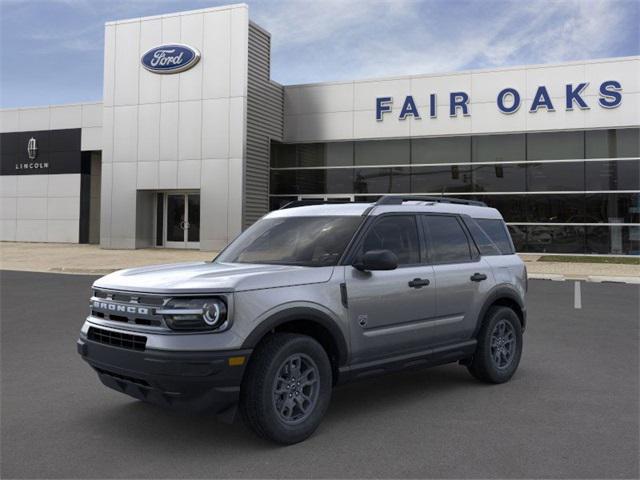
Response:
[215,216,363,267]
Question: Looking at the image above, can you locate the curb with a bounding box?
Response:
[528,273,640,284]
[48,267,117,275]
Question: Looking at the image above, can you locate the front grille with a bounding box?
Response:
[90,288,167,329]
[88,327,147,351]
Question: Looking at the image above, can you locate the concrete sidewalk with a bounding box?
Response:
[1,242,639,283]
[0,242,213,275]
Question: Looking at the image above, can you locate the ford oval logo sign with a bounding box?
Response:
[141,44,201,74]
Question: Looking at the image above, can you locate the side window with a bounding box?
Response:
[360,215,420,265]
[463,218,501,256]
[423,215,472,263]
[476,219,515,254]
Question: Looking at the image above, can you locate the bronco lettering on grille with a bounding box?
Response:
[91,301,149,315]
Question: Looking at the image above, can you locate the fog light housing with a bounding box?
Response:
[159,297,228,331]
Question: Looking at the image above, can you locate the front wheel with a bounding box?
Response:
[467,306,523,383]
[240,333,332,444]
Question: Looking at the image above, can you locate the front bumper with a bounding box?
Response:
[77,335,252,413]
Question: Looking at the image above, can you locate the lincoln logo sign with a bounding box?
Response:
[141,44,200,74]
[376,80,623,120]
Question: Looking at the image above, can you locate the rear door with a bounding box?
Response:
[421,214,494,343]
[345,214,437,363]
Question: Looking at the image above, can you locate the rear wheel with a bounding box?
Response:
[467,306,523,383]
[240,333,332,444]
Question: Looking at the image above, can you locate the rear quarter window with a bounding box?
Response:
[476,218,516,254]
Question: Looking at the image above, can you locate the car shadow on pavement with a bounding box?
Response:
[79,363,480,449]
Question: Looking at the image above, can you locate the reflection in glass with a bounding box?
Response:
[472,163,526,192]
[187,194,200,242]
[585,193,640,224]
[411,165,472,193]
[354,167,410,193]
[166,194,185,242]
[586,226,640,255]
[527,162,585,191]
[511,225,586,253]
[585,160,640,191]
[526,194,585,222]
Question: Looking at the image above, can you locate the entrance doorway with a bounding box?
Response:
[163,192,200,249]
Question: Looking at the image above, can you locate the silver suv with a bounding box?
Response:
[77,196,527,444]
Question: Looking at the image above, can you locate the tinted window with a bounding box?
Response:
[411,165,473,193]
[527,131,584,160]
[354,167,410,194]
[472,163,526,192]
[360,216,420,265]
[526,194,585,222]
[217,216,362,267]
[527,161,585,191]
[463,218,501,256]
[513,225,586,254]
[424,215,472,263]
[585,128,640,158]
[585,160,639,191]
[355,139,409,166]
[472,134,525,162]
[476,219,515,254]
[412,136,470,164]
[585,192,640,224]
[472,195,528,222]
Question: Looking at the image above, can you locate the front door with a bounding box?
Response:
[164,193,200,249]
[345,214,437,363]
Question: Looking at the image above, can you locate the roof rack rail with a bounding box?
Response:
[279,199,355,209]
[375,195,487,207]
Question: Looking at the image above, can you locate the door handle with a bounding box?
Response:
[470,272,487,282]
[408,278,430,288]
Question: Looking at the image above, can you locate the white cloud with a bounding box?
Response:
[251,0,634,84]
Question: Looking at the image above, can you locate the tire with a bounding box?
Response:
[240,333,332,444]
[467,306,523,384]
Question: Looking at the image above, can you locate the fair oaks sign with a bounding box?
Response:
[376,80,623,121]
[141,44,201,74]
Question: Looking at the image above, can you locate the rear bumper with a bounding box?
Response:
[77,336,251,413]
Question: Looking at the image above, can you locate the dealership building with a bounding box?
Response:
[1,3,638,254]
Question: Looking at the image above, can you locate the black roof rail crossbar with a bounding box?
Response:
[375,195,487,207]
[279,199,355,209]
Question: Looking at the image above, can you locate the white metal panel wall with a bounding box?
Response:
[100,4,250,250]
[283,57,640,142]
[0,102,102,148]
[0,174,81,243]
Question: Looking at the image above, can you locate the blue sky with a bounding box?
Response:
[1,0,638,108]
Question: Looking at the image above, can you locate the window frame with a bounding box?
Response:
[420,213,481,266]
[341,213,426,268]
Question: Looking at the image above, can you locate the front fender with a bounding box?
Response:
[241,303,349,366]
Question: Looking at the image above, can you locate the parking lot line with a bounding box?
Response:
[574,281,582,309]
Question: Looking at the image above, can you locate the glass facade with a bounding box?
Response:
[269,128,640,254]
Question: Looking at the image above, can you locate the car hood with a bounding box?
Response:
[93,261,335,294]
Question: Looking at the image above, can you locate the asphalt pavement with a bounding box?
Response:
[1,270,638,479]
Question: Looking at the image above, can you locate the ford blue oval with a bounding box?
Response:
[141,44,201,74]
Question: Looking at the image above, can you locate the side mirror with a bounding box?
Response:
[353,249,399,271]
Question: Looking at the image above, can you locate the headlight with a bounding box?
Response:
[157,297,229,331]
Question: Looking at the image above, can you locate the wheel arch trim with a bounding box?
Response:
[241,306,349,366]
[474,285,526,336]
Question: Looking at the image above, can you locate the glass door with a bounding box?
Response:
[164,192,200,249]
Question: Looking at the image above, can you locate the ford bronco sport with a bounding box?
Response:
[78,195,527,444]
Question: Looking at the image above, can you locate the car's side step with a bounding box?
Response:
[337,339,477,383]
